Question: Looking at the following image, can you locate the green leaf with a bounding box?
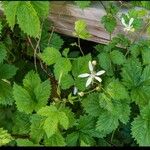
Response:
[16,139,36,146]
[0,128,13,146]
[16,2,41,37]
[0,64,18,79]
[49,33,64,50]
[12,111,31,135]
[30,114,45,143]
[66,132,79,146]
[31,1,49,18]
[73,20,91,39]
[37,105,69,138]
[44,132,66,146]
[106,80,129,100]
[101,14,117,33]
[97,52,113,76]
[2,1,20,30]
[75,1,91,9]
[96,111,119,137]
[82,92,103,117]
[141,47,150,65]
[38,47,61,66]
[62,48,69,58]
[140,65,150,85]
[60,74,74,90]
[13,83,34,114]
[54,58,72,80]
[110,50,126,65]
[131,104,150,146]
[0,80,14,106]
[0,43,7,63]
[121,58,142,89]
[13,71,51,113]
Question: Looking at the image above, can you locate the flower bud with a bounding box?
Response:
[92,60,97,66]
[78,92,84,97]
[96,86,100,91]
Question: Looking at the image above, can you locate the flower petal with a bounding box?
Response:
[86,77,92,87]
[88,61,93,72]
[95,76,102,83]
[73,87,78,95]
[121,18,127,27]
[78,73,90,78]
[129,18,134,26]
[96,70,105,76]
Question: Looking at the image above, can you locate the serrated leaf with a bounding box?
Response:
[12,111,31,135]
[13,83,34,113]
[0,43,7,63]
[141,47,150,65]
[0,128,13,146]
[75,1,91,9]
[131,104,150,146]
[2,1,20,30]
[44,132,66,146]
[101,14,117,33]
[66,132,79,146]
[60,74,74,90]
[0,80,14,106]
[121,58,142,89]
[58,112,69,130]
[82,93,103,117]
[16,139,36,146]
[106,80,129,100]
[73,20,91,39]
[110,50,126,65]
[31,1,49,18]
[97,52,113,76]
[62,48,69,58]
[96,111,119,137]
[38,47,61,66]
[0,64,18,79]
[140,65,150,85]
[16,2,41,37]
[54,58,72,80]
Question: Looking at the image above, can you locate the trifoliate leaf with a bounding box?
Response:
[73,20,91,39]
[101,14,117,33]
[0,43,7,63]
[0,128,13,146]
[82,92,104,117]
[0,64,18,79]
[2,1,20,30]
[131,104,150,146]
[37,105,69,138]
[54,58,72,80]
[44,132,66,146]
[75,1,91,9]
[31,1,49,18]
[16,2,41,37]
[110,50,126,65]
[38,47,61,66]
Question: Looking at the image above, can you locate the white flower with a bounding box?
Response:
[78,61,105,87]
[121,17,135,32]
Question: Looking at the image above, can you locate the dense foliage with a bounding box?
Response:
[1,1,150,147]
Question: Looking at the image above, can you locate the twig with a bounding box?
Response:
[48,26,55,46]
[77,37,84,56]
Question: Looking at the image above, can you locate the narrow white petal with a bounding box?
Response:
[121,18,127,27]
[96,70,105,76]
[78,73,90,78]
[129,18,134,26]
[95,76,102,83]
[73,87,78,95]
[88,61,93,72]
[86,77,93,87]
